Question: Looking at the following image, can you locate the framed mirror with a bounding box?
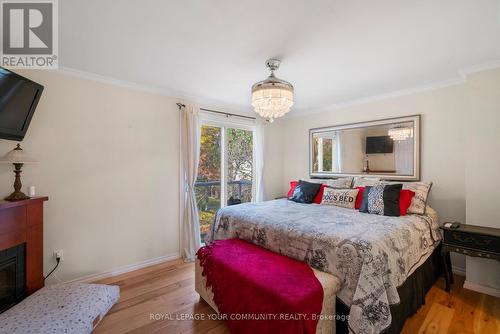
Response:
[309,115,420,180]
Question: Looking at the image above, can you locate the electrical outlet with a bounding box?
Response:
[54,249,63,261]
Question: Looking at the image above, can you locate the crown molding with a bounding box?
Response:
[54,66,254,116]
[289,76,466,118]
[54,60,500,120]
[286,59,500,119]
[55,66,172,96]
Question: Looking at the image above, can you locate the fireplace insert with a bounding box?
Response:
[0,243,26,313]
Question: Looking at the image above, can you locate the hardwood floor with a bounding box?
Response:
[94,260,499,334]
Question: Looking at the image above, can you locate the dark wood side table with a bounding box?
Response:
[440,223,500,292]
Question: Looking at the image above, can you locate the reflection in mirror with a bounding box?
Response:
[310,116,419,180]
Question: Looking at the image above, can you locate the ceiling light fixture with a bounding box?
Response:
[388,126,413,141]
[251,58,294,122]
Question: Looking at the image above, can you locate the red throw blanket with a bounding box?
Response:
[196,239,324,334]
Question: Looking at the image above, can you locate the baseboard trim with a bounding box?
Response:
[66,253,181,283]
[463,280,500,298]
[452,266,466,276]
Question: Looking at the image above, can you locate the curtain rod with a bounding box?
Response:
[176,103,256,120]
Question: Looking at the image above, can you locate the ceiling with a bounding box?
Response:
[60,0,500,115]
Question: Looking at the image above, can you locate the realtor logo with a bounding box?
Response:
[1,0,58,68]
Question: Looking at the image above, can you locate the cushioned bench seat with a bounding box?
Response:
[0,283,120,334]
[195,251,340,334]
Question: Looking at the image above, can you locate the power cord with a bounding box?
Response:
[44,257,61,280]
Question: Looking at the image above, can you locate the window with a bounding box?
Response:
[313,134,341,173]
[195,114,255,243]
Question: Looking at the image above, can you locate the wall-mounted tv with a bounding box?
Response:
[0,67,44,141]
[366,135,393,154]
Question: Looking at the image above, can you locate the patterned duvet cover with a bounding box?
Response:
[209,199,441,334]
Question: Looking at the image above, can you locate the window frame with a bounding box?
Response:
[198,112,257,210]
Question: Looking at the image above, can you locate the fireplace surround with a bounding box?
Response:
[0,197,47,313]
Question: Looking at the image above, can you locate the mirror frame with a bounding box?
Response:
[309,115,420,181]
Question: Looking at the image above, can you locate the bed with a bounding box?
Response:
[209,199,441,334]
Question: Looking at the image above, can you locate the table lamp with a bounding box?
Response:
[0,144,36,201]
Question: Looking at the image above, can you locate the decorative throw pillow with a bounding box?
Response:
[359,186,372,213]
[325,177,354,189]
[321,188,359,209]
[359,184,403,216]
[383,184,403,216]
[399,189,415,216]
[402,182,432,214]
[355,187,365,209]
[289,180,322,204]
[307,177,353,189]
[367,184,386,215]
[287,180,299,199]
[313,184,328,204]
[352,177,381,188]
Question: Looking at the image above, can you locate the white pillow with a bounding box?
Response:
[308,177,353,188]
[321,187,359,209]
[403,182,433,214]
[352,177,381,188]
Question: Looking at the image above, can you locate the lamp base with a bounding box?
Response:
[5,191,30,202]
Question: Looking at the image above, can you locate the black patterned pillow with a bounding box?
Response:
[289,180,322,204]
[359,184,403,216]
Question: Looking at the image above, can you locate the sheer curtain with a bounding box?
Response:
[334,131,343,173]
[253,120,265,202]
[179,104,201,261]
[394,138,414,175]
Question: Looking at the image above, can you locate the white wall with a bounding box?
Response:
[267,67,500,290]
[262,121,285,200]
[464,69,500,294]
[0,70,181,282]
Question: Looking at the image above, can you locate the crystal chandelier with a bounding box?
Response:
[251,59,294,122]
[388,126,413,141]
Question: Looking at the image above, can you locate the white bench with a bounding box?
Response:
[195,258,340,334]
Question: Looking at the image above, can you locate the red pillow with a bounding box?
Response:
[313,184,328,204]
[287,181,299,198]
[399,189,415,216]
[355,187,365,209]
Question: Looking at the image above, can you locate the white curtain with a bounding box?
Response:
[179,104,201,261]
[253,121,265,202]
[334,131,343,173]
[394,138,414,175]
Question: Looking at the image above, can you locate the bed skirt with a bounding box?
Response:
[336,242,443,334]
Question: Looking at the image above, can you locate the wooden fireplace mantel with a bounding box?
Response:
[0,196,48,294]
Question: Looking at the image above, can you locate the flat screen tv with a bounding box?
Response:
[366,135,393,154]
[0,67,44,141]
